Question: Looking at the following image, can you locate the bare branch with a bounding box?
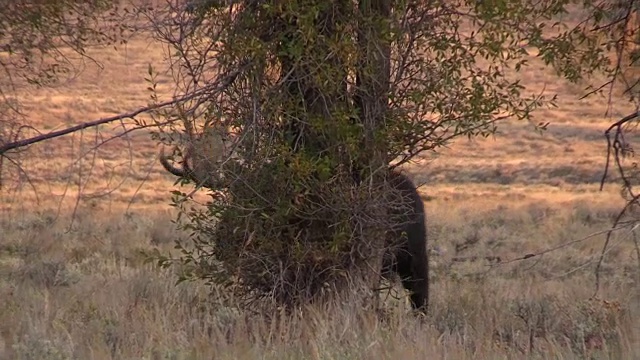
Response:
[0,65,245,155]
[601,110,640,191]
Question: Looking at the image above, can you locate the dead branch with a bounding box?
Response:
[0,65,246,156]
[597,110,640,298]
[601,110,640,192]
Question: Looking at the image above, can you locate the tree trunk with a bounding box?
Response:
[355,0,392,309]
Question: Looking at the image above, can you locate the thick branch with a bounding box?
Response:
[0,65,245,155]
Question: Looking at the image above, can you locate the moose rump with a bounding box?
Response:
[381,170,429,314]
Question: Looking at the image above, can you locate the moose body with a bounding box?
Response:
[160,146,429,314]
[382,170,429,313]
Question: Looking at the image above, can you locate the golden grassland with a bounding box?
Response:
[0,200,637,359]
[1,27,639,358]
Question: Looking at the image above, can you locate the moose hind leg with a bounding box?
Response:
[396,254,428,313]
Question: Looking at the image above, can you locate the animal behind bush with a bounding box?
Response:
[159,132,429,314]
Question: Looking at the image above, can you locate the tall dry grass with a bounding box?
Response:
[0,198,637,359]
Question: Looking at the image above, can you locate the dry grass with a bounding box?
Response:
[1,11,640,359]
[0,201,637,359]
[0,20,637,211]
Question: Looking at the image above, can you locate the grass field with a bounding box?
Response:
[1,14,639,359]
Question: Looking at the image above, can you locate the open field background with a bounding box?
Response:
[1,10,640,359]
